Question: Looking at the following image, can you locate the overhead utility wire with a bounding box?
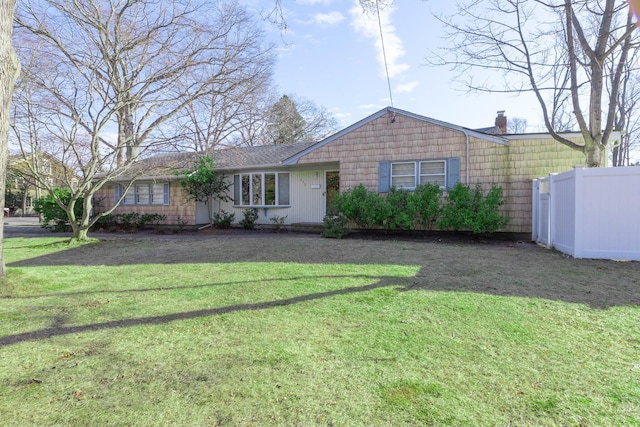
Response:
[375,0,394,109]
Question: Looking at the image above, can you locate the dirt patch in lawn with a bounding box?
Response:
[8,229,640,309]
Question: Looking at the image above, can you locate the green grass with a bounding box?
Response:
[1,237,639,426]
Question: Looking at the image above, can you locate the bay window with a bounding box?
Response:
[234,172,290,207]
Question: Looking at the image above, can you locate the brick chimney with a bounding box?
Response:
[495,110,507,134]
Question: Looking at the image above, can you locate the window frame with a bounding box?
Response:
[389,159,447,190]
[233,172,291,208]
[117,182,170,206]
[379,158,458,193]
[390,161,417,189]
[418,160,447,188]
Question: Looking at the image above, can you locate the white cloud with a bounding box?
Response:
[397,81,419,93]
[359,103,385,110]
[349,1,409,79]
[297,0,336,5]
[313,11,345,26]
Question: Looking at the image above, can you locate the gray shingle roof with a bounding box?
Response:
[117,141,319,180]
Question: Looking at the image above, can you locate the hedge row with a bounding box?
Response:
[323,183,508,238]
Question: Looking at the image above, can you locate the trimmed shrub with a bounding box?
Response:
[322,210,350,238]
[381,187,416,230]
[213,210,235,229]
[409,183,443,230]
[333,184,386,229]
[239,209,259,230]
[269,215,288,232]
[328,182,507,236]
[437,183,508,234]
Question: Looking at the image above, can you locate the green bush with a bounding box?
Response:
[409,183,443,230]
[213,210,235,229]
[437,183,508,234]
[381,187,416,230]
[330,182,507,235]
[269,215,288,232]
[333,184,386,229]
[322,210,350,238]
[90,212,167,232]
[91,213,118,230]
[33,188,83,232]
[239,209,259,230]
[116,212,140,229]
[138,213,167,230]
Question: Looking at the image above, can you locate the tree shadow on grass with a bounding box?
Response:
[2,258,640,348]
[0,275,410,348]
[6,236,640,314]
[0,274,383,300]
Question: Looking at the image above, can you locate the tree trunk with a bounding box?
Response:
[70,192,94,243]
[1,0,20,277]
[21,189,27,216]
[584,140,604,168]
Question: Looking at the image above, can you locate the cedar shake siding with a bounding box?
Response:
[94,182,197,225]
[293,110,586,233]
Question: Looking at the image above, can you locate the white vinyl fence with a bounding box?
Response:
[532,166,640,260]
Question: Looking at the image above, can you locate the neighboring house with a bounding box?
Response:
[94,107,597,234]
[6,152,79,216]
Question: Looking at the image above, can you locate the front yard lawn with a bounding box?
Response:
[1,235,639,426]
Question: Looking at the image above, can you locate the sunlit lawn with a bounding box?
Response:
[1,236,639,426]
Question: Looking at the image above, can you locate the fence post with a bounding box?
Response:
[532,179,538,241]
[547,173,557,249]
[572,166,584,258]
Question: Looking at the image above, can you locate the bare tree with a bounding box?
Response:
[0,0,19,276]
[16,0,273,165]
[610,39,640,166]
[507,117,529,133]
[172,56,275,152]
[12,0,273,241]
[434,0,637,167]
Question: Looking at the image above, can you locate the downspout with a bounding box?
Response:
[460,129,470,184]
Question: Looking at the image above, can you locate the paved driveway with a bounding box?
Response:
[3,216,62,238]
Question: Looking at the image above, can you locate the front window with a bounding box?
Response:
[119,183,169,206]
[391,162,416,189]
[234,172,290,207]
[390,160,447,190]
[419,160,446,187]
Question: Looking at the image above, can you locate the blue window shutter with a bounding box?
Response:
[114,184,122,204]
[446,158,461,189]
[163,183,170,205]
[378,162,390,193]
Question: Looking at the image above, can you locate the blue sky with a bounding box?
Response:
[251,0,544,131]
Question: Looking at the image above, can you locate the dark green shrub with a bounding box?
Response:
[213,210,235,229]
[322,210,350,238]
[333,184,385,229]
[381,187,416,230]
[473,184,509,234]
[138,213,167,230]
[116,212,141,229]
[409,183,443,230]
[437,183,508,234]
[33,188,83,232]
[269,215,288,232]
[239,209,259,230]
[91,213,118,230]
